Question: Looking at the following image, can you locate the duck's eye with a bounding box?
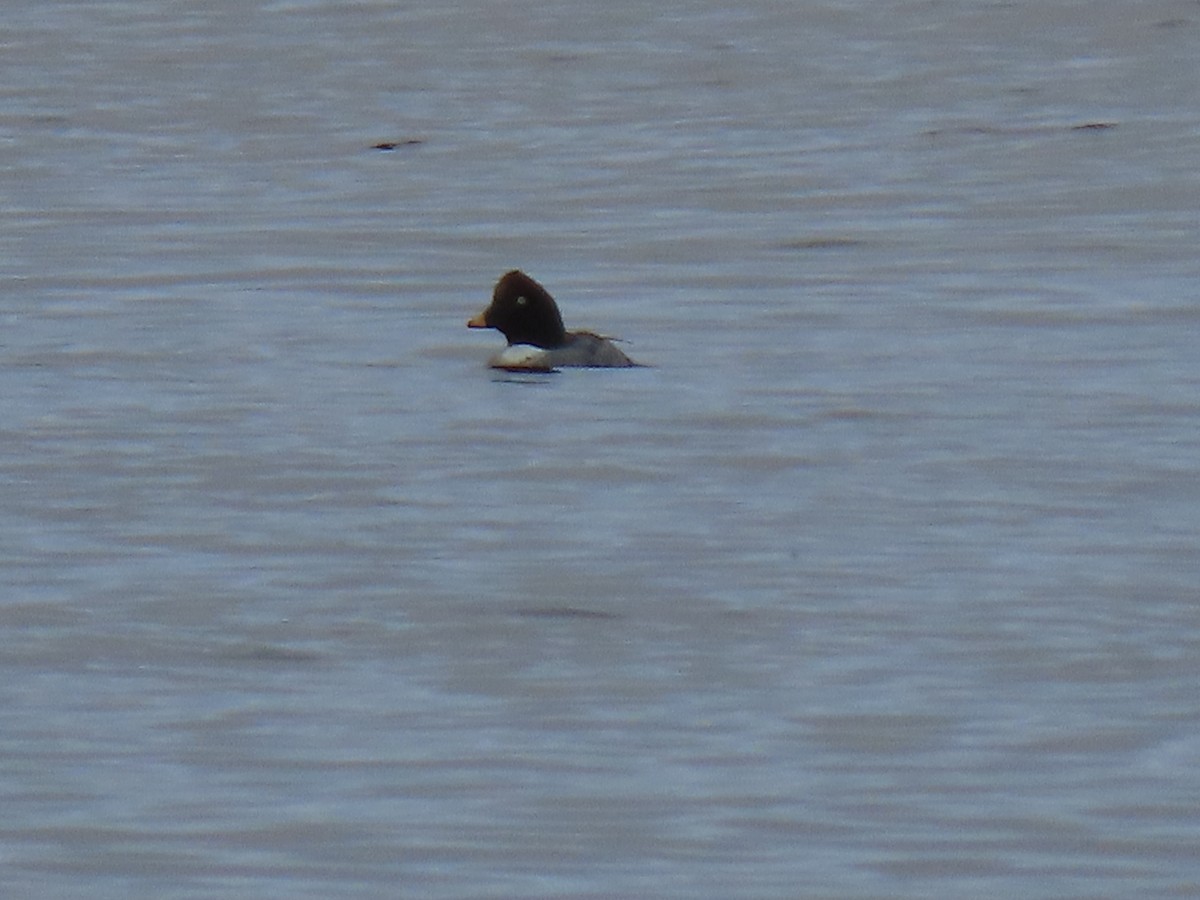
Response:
[516,295,527,306]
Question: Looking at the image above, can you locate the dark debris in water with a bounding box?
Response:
[219,643,324,664]
[371,139,425,151]
[777,236,864,251]
[513,606,620,620]
[925,122,1118,138]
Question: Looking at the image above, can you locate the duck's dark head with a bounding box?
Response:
[467,270,567,348]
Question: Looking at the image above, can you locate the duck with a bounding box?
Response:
[467,270,639,371]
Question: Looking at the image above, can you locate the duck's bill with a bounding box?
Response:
[467,311,488,328]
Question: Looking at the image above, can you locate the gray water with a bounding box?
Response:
[3,1,1200,897]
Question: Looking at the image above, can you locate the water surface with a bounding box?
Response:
[3,1,1200,897]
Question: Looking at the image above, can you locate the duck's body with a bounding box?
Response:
[468,270,639,371]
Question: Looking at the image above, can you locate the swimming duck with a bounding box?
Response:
[467,270,639,370]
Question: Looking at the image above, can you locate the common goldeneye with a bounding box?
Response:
[467,270,639,371]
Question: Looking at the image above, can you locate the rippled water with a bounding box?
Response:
[3,1,1200,897]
